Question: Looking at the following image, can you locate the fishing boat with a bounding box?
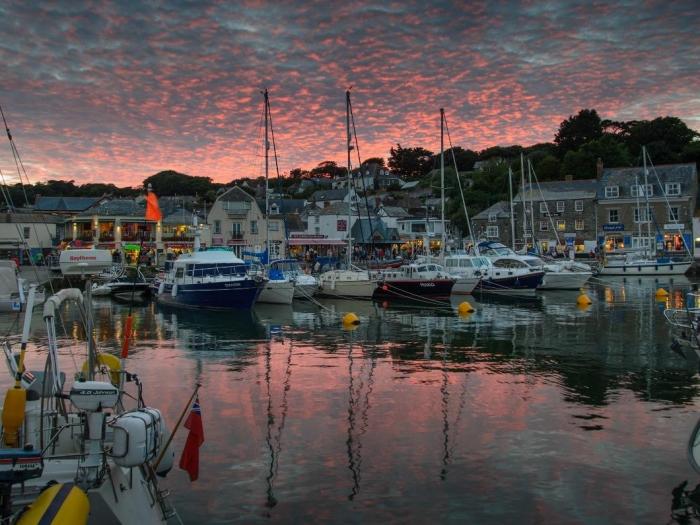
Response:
[373,262,455,302]
[317,90,376,300]
[0,249,179,523]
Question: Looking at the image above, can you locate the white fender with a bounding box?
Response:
[171,284,178,297]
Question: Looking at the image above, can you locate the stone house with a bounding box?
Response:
[596,163,697,254]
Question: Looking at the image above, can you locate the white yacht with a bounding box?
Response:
[444,252,543,296]
[268,259,319,299]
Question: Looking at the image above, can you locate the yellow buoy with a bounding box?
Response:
[457,301,475,315]
[17,483,90,525]
[2,386,26,447]
[655,288,669,299]
[576,292,592,307]
[342,312,360,327]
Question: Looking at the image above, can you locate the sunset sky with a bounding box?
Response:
[1,0,698,187]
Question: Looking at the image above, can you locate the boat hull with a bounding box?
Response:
[598,261,691,276]
[476,271,544,296]
[157,280,263,309]
[293,283,319,299]
[373,279,455,302]
[451,277,480,295]
[317,271,376,299]
[539,271,592,290]
[257,280,295,305]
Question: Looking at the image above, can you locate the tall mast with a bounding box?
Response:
[634,151,642,247]
[520,153,527,249]
[642,145,651,254]
[346,90,352,269]
[440,108,445,260]
[508,167,515,250]
[264,89,270,264]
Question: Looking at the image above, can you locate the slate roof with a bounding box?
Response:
[351,217,400,243]
[256,198,307,215]
[472,201,512,220]
[78,199,144,217]
[309,189,348,202]
[378,206,411,218]
[34,196,103,212]
[596,163,697,199]
[513,179,598,203]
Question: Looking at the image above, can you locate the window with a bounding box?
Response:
[269,221,279,231]
[556,220,566,231]
[250,220,258,234]
[669,207,680,222]
[634,207,651,223]
[631,184,654,198]
[556,201,565,212]
[632,237,654,250]
[314,227,320,234]
[539,202,549,214]
[575,219,584,230]
[232,223,242,235]
[665,182,681,196]
[539,221,549,231]
[486,225,499,238]
[214,220,221,235]
[488,213,497,223]
[575,200,583,212]
[608,209,619,223]
[23,227,30,239]
[605,186,619,198]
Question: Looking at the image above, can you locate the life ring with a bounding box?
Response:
[81,353,121,386]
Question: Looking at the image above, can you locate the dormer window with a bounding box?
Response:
[665,182,681,196]
[604,186,619,199]
[631,184,653,197]
[488,213,497,223]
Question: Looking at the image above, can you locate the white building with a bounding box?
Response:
[0,213,61,261]
[207,186,286,258]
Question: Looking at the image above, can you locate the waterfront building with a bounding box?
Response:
[595,163,697,254]
[33,195,107,215]
[514,178,598,254]
[471,201,514,247]
[0,212,62,262]
[307,188,357,209]
[207,186,286,258]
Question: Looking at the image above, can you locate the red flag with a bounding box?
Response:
[145,191,162,221]
[179,400,204,481]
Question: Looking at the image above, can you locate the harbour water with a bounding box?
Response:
[4,276,700,524]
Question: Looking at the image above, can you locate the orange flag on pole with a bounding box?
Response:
[145,190,162,221]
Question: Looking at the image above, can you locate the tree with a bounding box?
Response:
[625,117,698,162]
[143,171,216,196]
[288,168,309,180]
[388,144,434,179]
[534,155,561,181]
[309,161,346,179]
[554,109,603,154]
[361,157,385,168]
[442,147,478,171]
[560,135,631,179]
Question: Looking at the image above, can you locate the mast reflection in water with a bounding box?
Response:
[7,279,700,524]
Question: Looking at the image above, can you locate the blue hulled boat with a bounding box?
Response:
[156,250,265,309]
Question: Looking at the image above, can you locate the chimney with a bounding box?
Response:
[596,158,604,179]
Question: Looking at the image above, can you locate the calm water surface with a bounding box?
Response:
[5,276,700,524]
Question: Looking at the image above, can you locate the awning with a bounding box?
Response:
[288,238,347,246]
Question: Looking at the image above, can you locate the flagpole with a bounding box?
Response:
[152,382,201,473]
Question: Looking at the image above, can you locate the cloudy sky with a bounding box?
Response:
[1,0,698,186]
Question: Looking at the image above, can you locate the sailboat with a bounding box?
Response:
[317,91,376,299]
[254,89,295,305]
[0,249,180,522]
[598,147,693,276]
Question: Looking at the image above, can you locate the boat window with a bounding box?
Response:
[187,263,248,277]
[493,258,527,269]
[417,266,427,272]
[427,265,436,271]
[175,268,184,278]
[459,259,473,268]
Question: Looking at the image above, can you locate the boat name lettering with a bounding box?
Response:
[419,282,436,287]
[224,283,240,288]
[69,255,98,261]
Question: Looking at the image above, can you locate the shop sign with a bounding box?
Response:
[602,223,624,232]
[663,223,684,230]
[337,220,347,232]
